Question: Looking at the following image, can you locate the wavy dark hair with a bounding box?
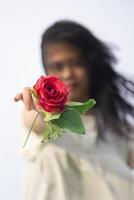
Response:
[40,20,134,139]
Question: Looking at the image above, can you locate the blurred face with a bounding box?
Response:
[44,42,90,102]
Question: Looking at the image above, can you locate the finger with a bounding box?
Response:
[23,87,35,111]
[14,93,23,102]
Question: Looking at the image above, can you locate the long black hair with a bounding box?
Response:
[40,20,134,140]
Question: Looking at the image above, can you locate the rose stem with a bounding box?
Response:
[22,111,40,148]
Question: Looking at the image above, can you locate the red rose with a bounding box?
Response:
[33,75,69,112]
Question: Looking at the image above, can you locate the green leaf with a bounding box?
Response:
[52,107,85,134]
[67,98,96,114]
[43,111,62,122]
[67,102,83,106]
[34,107,62,122]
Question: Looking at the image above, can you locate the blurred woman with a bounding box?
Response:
[14,20,134,200]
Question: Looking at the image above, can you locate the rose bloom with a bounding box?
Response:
[33,75,69,113]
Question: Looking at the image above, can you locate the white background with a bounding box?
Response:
[0,0,134,199]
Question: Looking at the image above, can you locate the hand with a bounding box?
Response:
[13,87,39,111]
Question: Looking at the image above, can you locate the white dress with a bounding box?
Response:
[19,114,134,200]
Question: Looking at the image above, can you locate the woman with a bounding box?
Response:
[14,20,134,200]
